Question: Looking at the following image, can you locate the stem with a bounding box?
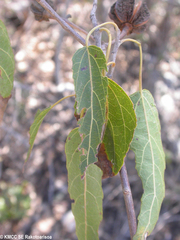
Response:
[119,25,130,40]
[107,62,115,67]
[85,22,119,77]
[106,28,120,78]
[85,21,119,47]
[90,0,101,47]
[54,0,70,84]
[119,163,137,239]
[35,0,86,46]
[121,38,143,92]
[99,27,112,62]
[65,19,95,42]
[50,94,75,109]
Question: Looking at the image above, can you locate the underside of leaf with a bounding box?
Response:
[130,90,165,239]
[65,128,103,240]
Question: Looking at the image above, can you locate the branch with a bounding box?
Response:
[35,0,86,46]
[107,28,121,78]
[54,0,70,84]
[119,163,137,239]
[65,19,94,42]
[90,0,101,47]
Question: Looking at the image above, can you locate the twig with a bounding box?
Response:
[35,0,86,46]
[54,0,70,84]
[65,19,94,42]
[119,163,137,239]
[107,28,121,78]
[90,0,101,47]
[54,27,64,84]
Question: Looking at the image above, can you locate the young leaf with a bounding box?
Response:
[26,106,51,161]
[130,90,165,239]
[101,79,136,176]
[26,94,75,161]
[72,46,108,173]
[0,20,15,98]
[65,128,103,240]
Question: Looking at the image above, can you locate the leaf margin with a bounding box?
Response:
[130,89,165,239]
[65,127,103,240]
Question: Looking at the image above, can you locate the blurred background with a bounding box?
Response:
[0,0,180,239]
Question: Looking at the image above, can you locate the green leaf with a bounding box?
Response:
[72,45,108,173]
[26,106,51,161]
[130,90,165,239]
[0,20,15,98]
[65,128,103,240]
[102,79,136,175]
[26,94,74,162]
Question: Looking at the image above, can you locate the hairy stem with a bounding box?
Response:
[119,163,137,239]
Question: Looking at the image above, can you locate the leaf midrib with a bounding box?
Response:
[140,91,156,238]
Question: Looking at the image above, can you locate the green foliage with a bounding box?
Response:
[102,79,136,174]
[72,46,108,173]
[0,182,30,222]
[26,26,166,239]
[0,20,15,98]
[65,128,103,240]
[26,106,51,161]
[130,90,165,239]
